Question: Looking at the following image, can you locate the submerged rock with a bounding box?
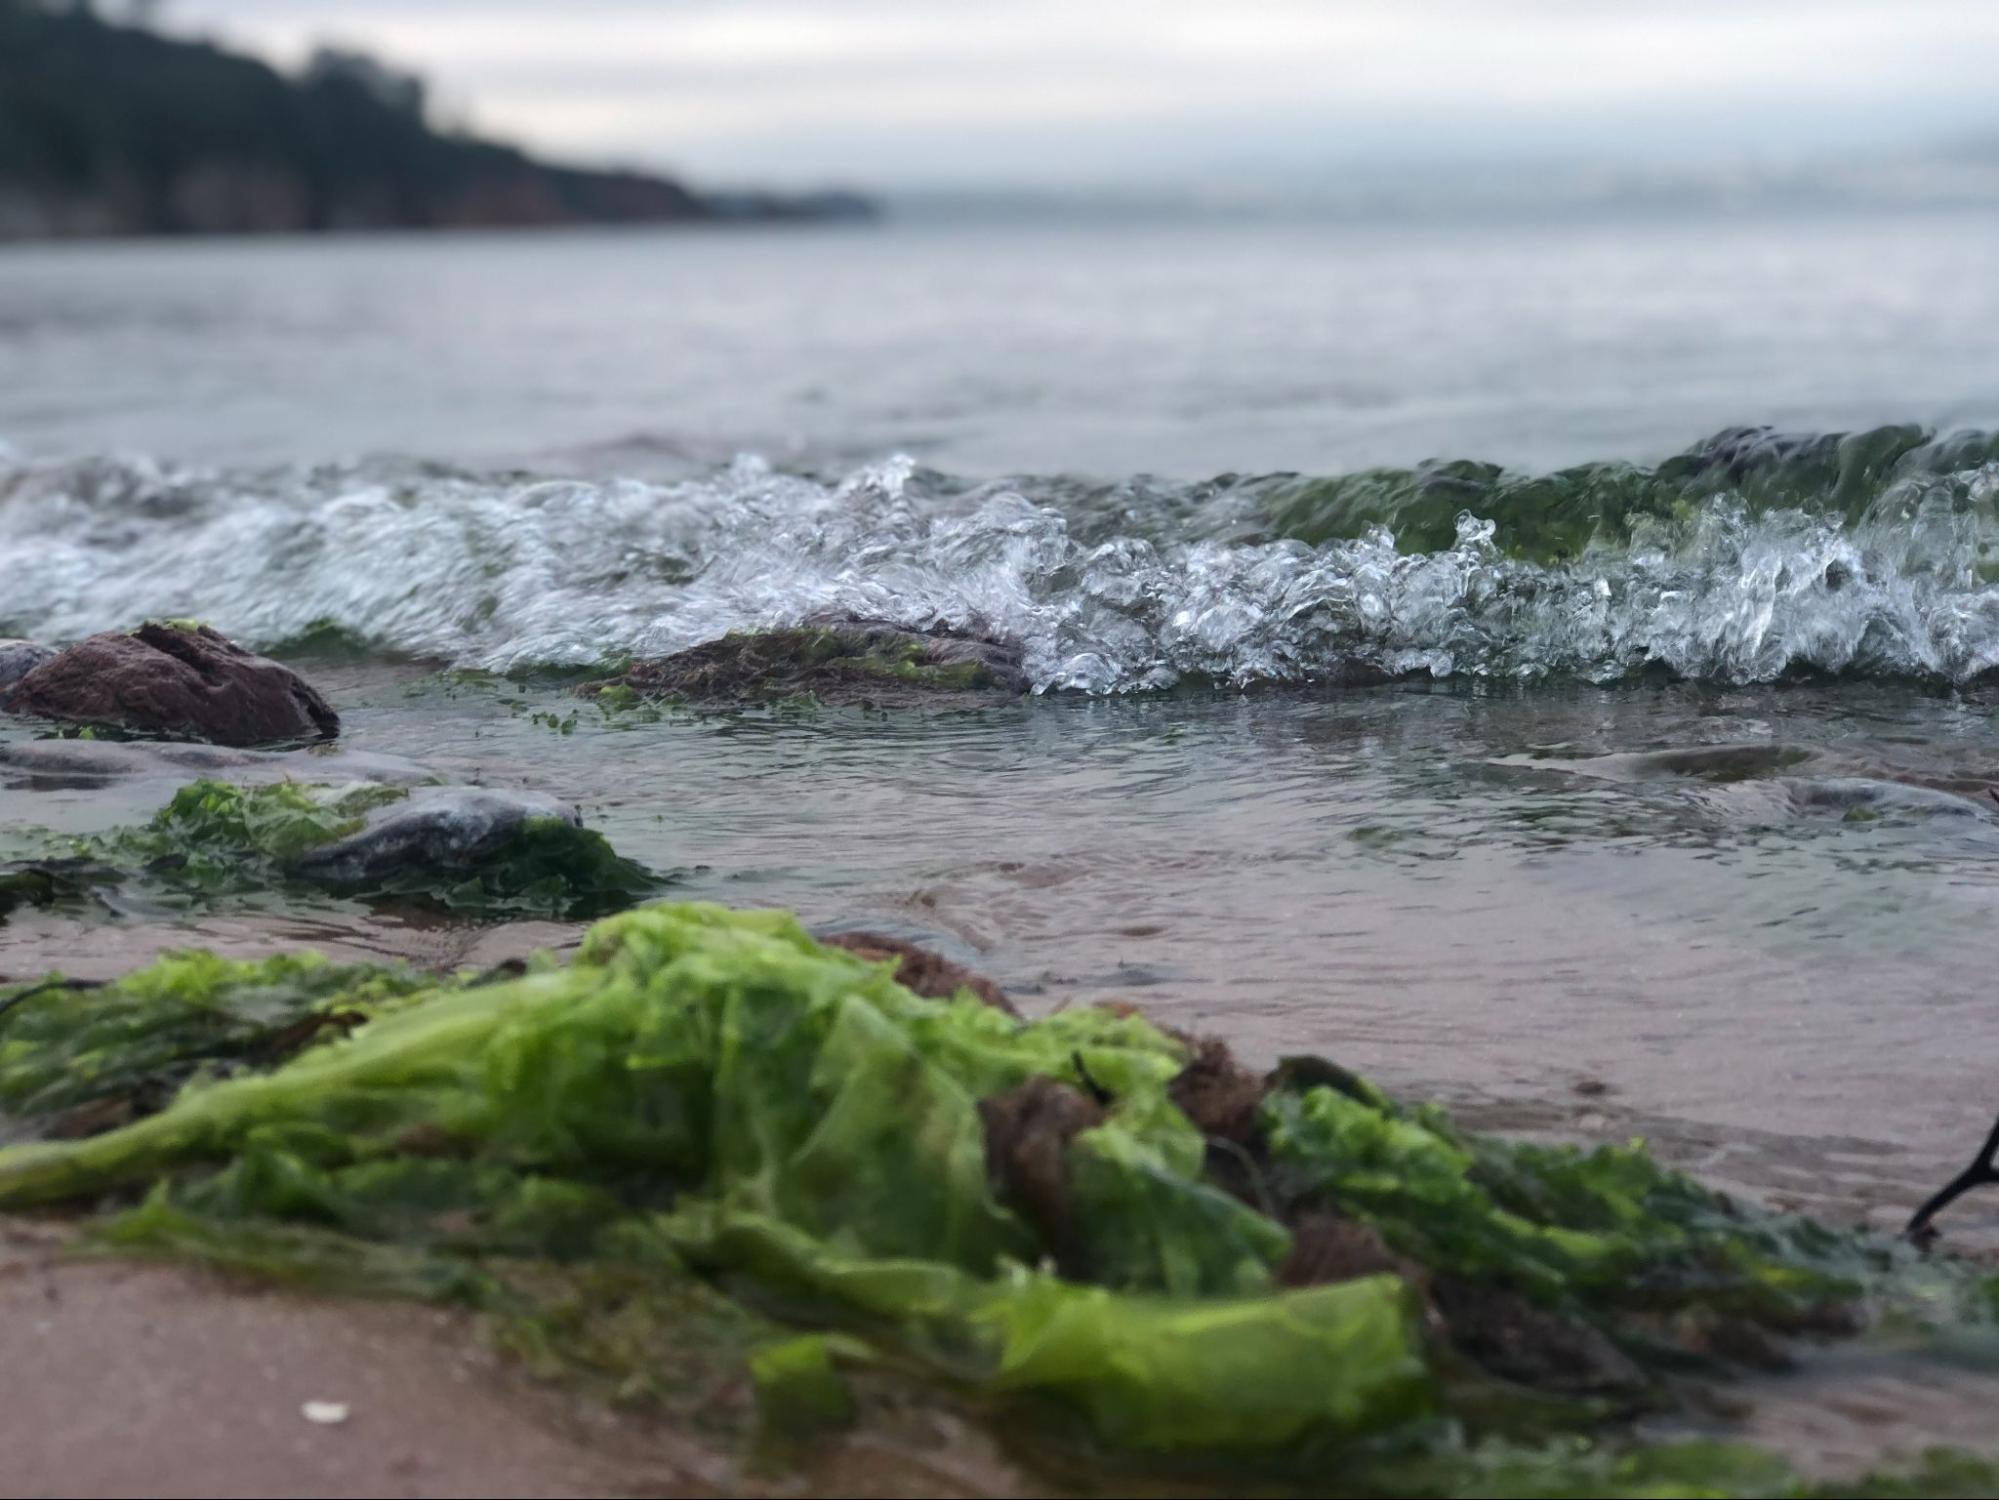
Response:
[581,620,1030,708]
[0,640,54,690]
[290,787,584,886]
[1782,775,1990,820]
[979,1075,1106,1275]
[1,622,339,748]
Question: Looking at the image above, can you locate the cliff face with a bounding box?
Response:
[0,3,871,239]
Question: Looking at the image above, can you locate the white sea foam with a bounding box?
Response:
[6,449,1999,691]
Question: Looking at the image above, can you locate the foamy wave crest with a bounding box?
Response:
[5,443,1999,691]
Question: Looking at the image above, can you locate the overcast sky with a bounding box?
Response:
[159,1,1999,189]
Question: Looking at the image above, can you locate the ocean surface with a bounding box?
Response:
[9,206,1999,1260]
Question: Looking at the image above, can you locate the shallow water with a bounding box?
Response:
[11,661,1999,1246]
[345,671,1999,1238]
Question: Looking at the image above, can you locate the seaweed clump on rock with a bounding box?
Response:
[1,777,659,920]
[0,622,338,747]
[0,902,1992,1495]
[580,620,1030,709]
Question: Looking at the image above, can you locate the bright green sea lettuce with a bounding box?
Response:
[0,902,1991,1494]
[0,950,436,1132]
[111,778,410,883]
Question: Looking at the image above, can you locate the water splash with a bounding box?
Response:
[6,434,1999,692]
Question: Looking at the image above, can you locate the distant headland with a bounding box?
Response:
[0,1,876,240]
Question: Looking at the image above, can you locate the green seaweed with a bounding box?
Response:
[589,682,644,712]
[1263,1086,1861,1326]
[105,778,410,885]
[0,951,435,1130]
[582,626,1019,705]
[0,903,1994,1494]
[0,861,94,916]
[1245,424,1999,561]
[17,778,661,919]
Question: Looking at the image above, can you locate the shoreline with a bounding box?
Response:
[6,628,1999,1492]
[9,902,1999,1495]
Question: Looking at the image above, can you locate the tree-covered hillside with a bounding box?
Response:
[0,1,872,237]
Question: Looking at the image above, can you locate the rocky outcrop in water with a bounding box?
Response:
[291,787,583,887]
[1,622,338,747]
[582,621,1030,708]
[0,778,657,924]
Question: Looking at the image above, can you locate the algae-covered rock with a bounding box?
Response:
[1,622,339,747]
[581,620,1030,708]
[291,787,589,885]
[19,778,659,919]
[2,902,1990,1495]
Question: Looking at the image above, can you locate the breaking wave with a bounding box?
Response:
[6,426,1999,693]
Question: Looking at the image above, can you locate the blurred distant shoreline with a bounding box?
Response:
[0,2,875,242]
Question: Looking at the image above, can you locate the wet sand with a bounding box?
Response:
[0,1224,716,1499]
[0,1219,1041,1500]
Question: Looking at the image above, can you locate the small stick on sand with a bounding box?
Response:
[1906,1108,1999,1243]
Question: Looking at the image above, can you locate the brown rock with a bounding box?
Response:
[0,639,53,689]
[1278,1213,1418,1289]
[581,620,1030,708]
[1,623,338,747]
[823,930,1019,1017]
[978,1076,1106,1271]
[1168,1036,1268,1149]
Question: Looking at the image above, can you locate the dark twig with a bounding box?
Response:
[1906,1107,1999,1242]
[466,956,530,988]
